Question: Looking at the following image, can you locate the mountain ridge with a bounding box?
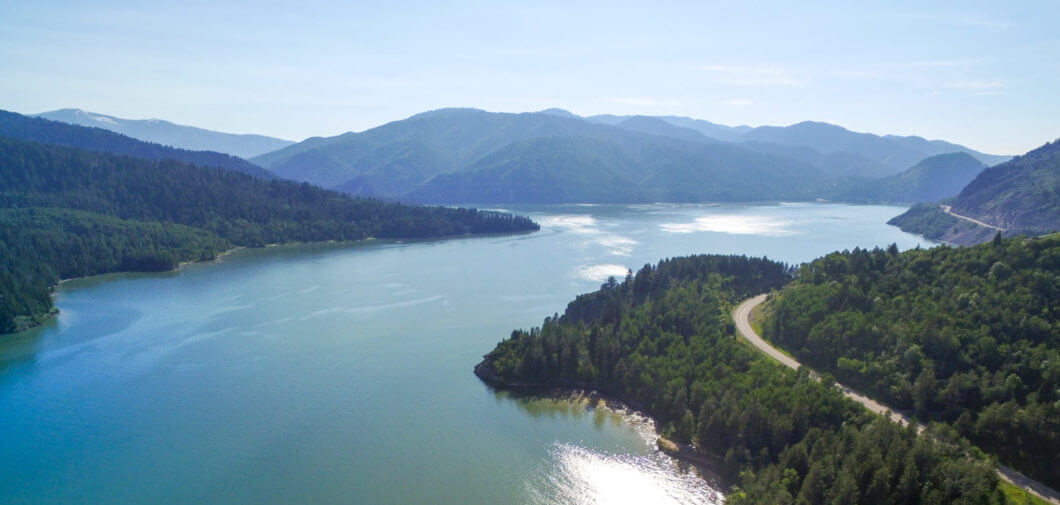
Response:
[35,108,295,158]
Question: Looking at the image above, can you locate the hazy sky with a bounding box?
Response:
[2,1,1057,154]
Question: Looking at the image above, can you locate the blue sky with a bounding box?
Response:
[1,0,1057,154]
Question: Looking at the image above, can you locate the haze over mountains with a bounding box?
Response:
[12,105,1046,238]
[35,108,295,158]
[250,107,1009,204]
[823,152,987,204]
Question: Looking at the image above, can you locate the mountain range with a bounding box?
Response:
[249,107,1009,204]
[35,108,295,158]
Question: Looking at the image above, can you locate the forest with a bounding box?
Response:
[476,254,1007,504]
[0,135,538,333]
[763,235,1059,488]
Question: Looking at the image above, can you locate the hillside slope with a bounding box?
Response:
[890,141,1059,244]
[950,140,1060,232]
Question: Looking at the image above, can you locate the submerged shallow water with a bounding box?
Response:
[0,203,933,504]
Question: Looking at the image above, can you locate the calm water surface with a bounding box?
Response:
[0,203,934,504]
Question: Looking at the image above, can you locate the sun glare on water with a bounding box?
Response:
[660,214,794,236]
[528,443,723,505]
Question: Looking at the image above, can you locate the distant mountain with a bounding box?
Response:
[0,110,276,179]
[651,116,752,142]
[250,107,1010,205]
[36,108,294,158]
[587,114,748,142]
[738,141,889,179]
[741,121,1009,175]
[613,116,712,143]
[527,112,1005,180]
[536,108,580,119]
[889,140,1059,244]
[824,152,986,204]
[252,108,829,203]
[404,134,824,204]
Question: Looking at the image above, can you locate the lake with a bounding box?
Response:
[0,203,934,504]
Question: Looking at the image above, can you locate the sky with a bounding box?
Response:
[1,0,1057,154]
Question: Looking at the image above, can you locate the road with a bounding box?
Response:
[732,294,1060,505]
[941,204,1004,231]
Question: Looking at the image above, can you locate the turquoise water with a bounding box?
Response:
[0,203,933,504]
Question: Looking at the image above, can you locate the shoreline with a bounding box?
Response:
[477,376,732,489]
[16,227,538,337]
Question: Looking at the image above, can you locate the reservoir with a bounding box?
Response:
[0,203,933,504]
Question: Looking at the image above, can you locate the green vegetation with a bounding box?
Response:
[763,235,1059,488]
[477,255,1006,504]
[0,207,230,333]
[0,135,538,334]
[999,481,1052,505]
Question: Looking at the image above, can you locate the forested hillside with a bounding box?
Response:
[949,140,1060,233]
[0,207,231,332]
[0,109,276,179]
[476,255,1006,504]
[763,235,1059,487]
[0,136,538,333]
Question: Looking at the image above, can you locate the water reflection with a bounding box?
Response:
[528,443,724,505]
[495,389,725,504]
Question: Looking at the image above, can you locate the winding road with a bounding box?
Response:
[941,204,1004,231]
[732,294,1060,505]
